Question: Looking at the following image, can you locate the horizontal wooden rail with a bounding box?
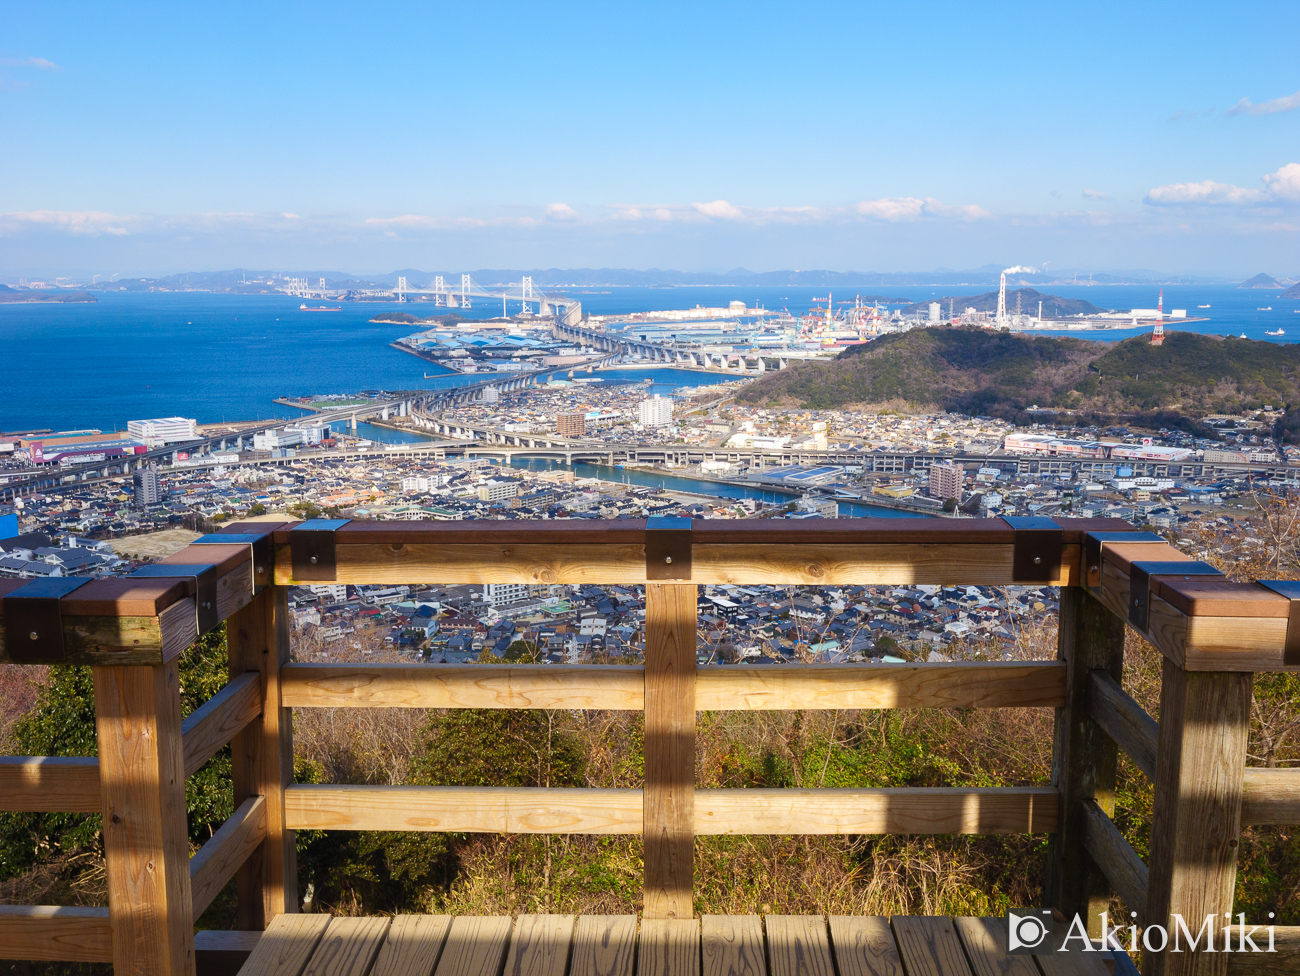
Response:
[695,662,1065,710]
[190,795,267,918]
[1080,798,1148,922]
[1086,670,1158,781]
[1228,926,1300,975]
[0,905,113,963]
[0,756,100,813]
[282,784,1058,835]
[280,663,644,710]
[181,671,263,778]
[1242,768,1300,826]
[279,662,1067,712]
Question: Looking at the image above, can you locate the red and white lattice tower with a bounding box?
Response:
[1151,289,1165,346]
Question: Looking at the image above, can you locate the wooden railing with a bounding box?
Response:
[1,516,1298,976]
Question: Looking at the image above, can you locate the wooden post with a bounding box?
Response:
[1045,585,1126,937]
[228,585,297,928]
[1143,661,1250,976]
[94,662,195,976]
[643,583,697,919]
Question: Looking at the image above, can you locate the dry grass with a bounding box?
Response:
[107,528,199,561]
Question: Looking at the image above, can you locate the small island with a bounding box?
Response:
[0,285,98,304]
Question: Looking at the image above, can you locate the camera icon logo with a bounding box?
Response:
[1007,909,1054,955]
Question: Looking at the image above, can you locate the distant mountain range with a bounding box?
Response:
[1240,273,1283,289]
[68,265,1249,293]
[0,284,96,303]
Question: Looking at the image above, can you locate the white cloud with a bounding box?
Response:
[611,207,642,221]
[1145,162,1300,207]
[0,210,130,235]
[692,199,744,220]
[544,202,579,221]
[1082,188,1109,200]
[1264,163,1300,201]
[1227,90,1300,117]
[853,197,988,221]
[0,56,62,71]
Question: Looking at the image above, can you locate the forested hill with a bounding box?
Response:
[900,288,1105,318]
[738,326,1300,418]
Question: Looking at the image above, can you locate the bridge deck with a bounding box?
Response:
[229,913,1122,976]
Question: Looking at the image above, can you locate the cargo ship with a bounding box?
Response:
[300,304,342,311]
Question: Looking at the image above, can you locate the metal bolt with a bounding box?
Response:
[664,555,673,564]
[29,631,39,641]
[310,555,318,564]
[1033,556,1042,565]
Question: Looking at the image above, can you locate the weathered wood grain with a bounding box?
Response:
[1225,926,1300,976]
[0,905,112,963]
[0,599,197,666]
[1047,587,1128,939]
[767,916,834,976]
[182,670,263,778]
[702,915,766,976]
[0,756,100,813]
[694,787,1058,834]
[501,914,575,976]
[827,916,903,976]
[953,917,1038,976]
[890,917,971,976]
[1145,660,1251,976]
[644,582,697,919]
[370,915,453,976]
[1079,800,1148,923]
[229,586,296,929]
[1086,670,1158,782]
[696,662,1066,711]
[236,913,332,976]
[640,918,701,976]
[94,661,196,976]
[432,916,514,976]
[1242,768,1300,826]
[190,795,267,919]
[301,917,391,976]
[569,916,638,976]
[281,663,644,711]
[283,785,644,833]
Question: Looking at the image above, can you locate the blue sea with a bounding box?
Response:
[1,284,1296,437]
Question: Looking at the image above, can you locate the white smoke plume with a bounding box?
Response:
[1002,265,1038,275]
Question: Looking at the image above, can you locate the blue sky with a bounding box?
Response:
[2,0,1298,276]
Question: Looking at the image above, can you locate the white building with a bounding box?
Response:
[638,395,674,427]
[253,428,307,450]
[128,417,198,447]
[309,584,348,603]
[486,583,529,606]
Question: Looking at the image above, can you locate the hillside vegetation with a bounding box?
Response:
[901,289,1104,318]
[740,326,1300,419]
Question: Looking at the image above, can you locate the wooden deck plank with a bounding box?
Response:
[370,916,454,976]
[433,916,515,976]
[640,918,701,976]
[766,916,834,976]
[827,916,904,976]
[237,914,332,976]
[953,918,1038,976]
[891,917,973,976]
[1033,939,1113,976]
[570,916,638,976]
[303,918,391,976]
[502,915,575,976]
[701,915,766,976]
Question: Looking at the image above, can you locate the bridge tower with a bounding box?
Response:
[521,275,534,315]
[397,276,408,303]
[461,274,472,309]
[434,275,446,307]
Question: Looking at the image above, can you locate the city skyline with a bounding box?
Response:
[2,0,1298,275]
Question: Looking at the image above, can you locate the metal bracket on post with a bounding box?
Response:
[193,532,272,590]
[645,516,692,581]
[2,577,92,663]
[1000,515,1063,582]
[290,519,350,582]
[1128,560,1221,630]
[1083,530,1164,588]
[1257,579,1300,666]
[130,563,220,633]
